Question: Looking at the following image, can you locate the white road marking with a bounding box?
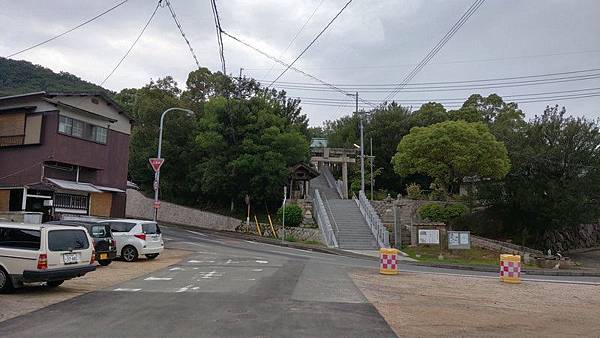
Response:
[145,277,173,281]
[248,278,256,281]
[176,284,194,293]
[186,230,207,237]
[113,288,141,292]
[170,267,184,271]
[251,269,263,272]
[192,287,200,290]
[255,260,269,264]
[225,259,240,264]
[244,240,257,244]
[199,270,222,279]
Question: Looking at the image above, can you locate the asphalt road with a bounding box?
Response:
[1,226,599,338]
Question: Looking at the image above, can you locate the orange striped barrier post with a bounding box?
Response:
[379,248,399,275]
[499,254,521,284]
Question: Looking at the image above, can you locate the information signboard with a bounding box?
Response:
[448,231,471,249]
[418,229,440,244]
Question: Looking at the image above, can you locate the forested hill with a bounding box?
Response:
[0,57,108,96]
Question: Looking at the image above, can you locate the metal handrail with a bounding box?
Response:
[354,190,390,248]
[322,166,343,198]
[323,194,340,238]
[314,189,339,248]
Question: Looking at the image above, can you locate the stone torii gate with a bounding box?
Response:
[310,147,357,198]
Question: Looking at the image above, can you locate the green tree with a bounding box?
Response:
[392,120,510,193]
[478,105,600,246]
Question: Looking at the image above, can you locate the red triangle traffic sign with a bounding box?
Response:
[149,158,164,172]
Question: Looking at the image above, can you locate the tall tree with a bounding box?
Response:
[392,120,511,193]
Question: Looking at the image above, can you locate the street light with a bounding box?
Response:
[347,92,364,194]
[153,107,196,222]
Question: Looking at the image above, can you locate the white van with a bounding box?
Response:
[0,222,96,292]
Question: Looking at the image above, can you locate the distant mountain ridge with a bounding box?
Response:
[0,57,109,97]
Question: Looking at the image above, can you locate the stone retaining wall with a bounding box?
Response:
[237,222,324,244]
[126,189,241,231]
[543,224,600,253]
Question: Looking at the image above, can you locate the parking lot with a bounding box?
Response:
[0,248,191,323]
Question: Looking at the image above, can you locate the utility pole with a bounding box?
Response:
[370,137,374,200]
[357,91,365,194]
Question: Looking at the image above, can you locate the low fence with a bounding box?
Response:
[314,189,339,248]
[355,190,390,248]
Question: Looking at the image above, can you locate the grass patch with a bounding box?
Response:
[402,245,502,267]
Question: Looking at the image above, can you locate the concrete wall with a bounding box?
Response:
[126,189,241,231]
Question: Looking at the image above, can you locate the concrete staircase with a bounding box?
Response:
[310,169,379,250]
[327,199,379,250]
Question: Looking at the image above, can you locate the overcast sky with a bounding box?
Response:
[1,0,599,126]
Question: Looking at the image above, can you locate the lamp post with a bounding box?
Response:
[347,92,364,194]
[153,107,195,222]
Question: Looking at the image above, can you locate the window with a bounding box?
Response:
[58,115,107,144]
[48,229,89,251]
[54,193,89,210]
[0,228,41,250]
[72,119,84,138]
[58,115,72,134]
[142,223,161,234]
[94,126,107,143]
[91,225,110,238]
[109,222,135,233]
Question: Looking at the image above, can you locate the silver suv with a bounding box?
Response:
[98,220,164,262]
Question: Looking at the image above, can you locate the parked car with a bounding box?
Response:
[0,222,96,293]
[46,220,117,266]
[97,219,164,262]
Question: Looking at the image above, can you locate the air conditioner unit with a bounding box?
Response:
[43,200,54,207]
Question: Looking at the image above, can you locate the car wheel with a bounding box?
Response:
[98,259,112,266]
[0,267,13,293]
[122,246,139,262]
[47,280,64,287]
[145,254,159,260]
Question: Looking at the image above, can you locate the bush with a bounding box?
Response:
[277,203,303,227]
[406,183,423,200]
[428,182,447,201]
[419,203,469,222]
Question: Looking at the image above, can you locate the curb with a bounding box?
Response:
[162,222,600,277]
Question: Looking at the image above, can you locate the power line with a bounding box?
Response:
[255,68,600,87]
[297,92,600,108]
[6,0,129,58]
[267,73,600,93]
[384,0,485,102]
[165,0,201,70]
[293,87,600,103]
[210,0,226,74]
[101,1,161,86]
[221,30,377,108]
[243,49,600,71]
[262,0,325,79]
[268,0,354,87]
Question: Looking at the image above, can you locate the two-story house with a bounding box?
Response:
[0,91,132,221]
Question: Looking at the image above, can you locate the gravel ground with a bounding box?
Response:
[0,249,191,323]
[351,269,600,337]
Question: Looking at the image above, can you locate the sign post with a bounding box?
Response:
[149,158,164,222]
[281,186,287,244]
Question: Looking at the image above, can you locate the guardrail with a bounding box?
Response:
[314,189,339,248]
[355,190,390,248]
[322,166,343,198]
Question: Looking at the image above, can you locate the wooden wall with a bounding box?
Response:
[90,192,112,217]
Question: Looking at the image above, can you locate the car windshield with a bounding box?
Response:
[142,223,161,234]
[48,229,90,251]
[90,225,111,238]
